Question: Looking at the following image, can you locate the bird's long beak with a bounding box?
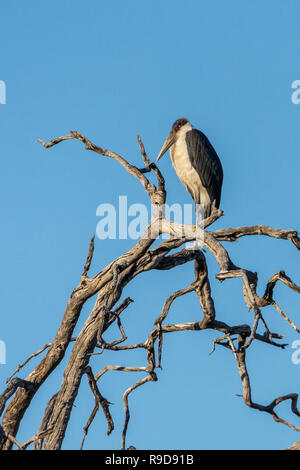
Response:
[156,132,176,161]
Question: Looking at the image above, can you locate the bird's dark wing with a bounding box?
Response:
[185,129,223,208]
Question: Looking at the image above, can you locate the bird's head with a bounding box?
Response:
[157,118,190,161]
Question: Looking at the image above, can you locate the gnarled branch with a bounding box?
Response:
[1,130,299,451]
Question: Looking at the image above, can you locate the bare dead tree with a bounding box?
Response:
[1,130,300,450]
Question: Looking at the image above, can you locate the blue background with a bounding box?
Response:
[0,0,300,450]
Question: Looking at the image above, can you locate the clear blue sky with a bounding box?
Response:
[1,0,300,450]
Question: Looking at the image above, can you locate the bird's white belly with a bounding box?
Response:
[170,136,210,207]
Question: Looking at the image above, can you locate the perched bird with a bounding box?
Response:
[157,118,223,219]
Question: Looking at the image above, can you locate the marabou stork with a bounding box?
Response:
[157,118,223,219]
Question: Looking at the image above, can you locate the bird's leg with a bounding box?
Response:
[186,204,205,251]
[195,204,206,250]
